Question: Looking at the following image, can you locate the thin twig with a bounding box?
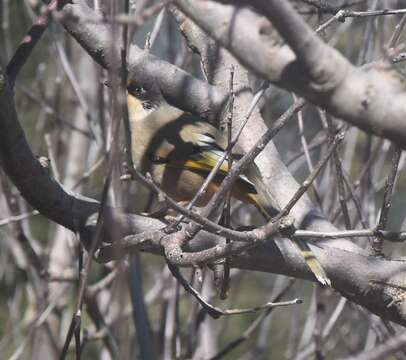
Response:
[373,147,402,256]
[301,0,363,15]
[219,64,235,300]
[286,132,329,167]
[8,284,69,360]
[6,0,57,87]
[18,86,94,139]
[54,37,93,130]
[388,13,406,49]
[167,263,301,319]
[295,94,322,210]
[323,112,351,229]
[0,210,39,228]
[293,229,406,242]
[344,330,406,360]
[75,243,83,360]
[331,139,383,227]
[59,49,123,360]
[276,131,345,219]
[209,279,296,360]
[149,7,166,49]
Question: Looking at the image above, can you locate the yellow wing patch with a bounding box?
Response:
[197,152,230,174]
[180,159,223,173]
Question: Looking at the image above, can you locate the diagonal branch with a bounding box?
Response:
[175,0,406,148]
[7,0,58,87]
[58,0,227,121]
[0,67,98,232]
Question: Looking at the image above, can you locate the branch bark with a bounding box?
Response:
[174,0,406,148]
[59,0,227,121]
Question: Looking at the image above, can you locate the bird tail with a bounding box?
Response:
[249,179,331,287]
[293,239,331,287]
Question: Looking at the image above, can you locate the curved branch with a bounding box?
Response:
[0,69,98,231]
[175,0,406,148]
[59,0,227,121]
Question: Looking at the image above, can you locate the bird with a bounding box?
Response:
[126,83,330,286]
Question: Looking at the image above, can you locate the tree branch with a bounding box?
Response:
[0,0,405,328]
[59,0,227,121]
[175,0,406,148]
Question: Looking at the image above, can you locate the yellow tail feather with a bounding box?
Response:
[250,193,331,287]
[294,239,331,287]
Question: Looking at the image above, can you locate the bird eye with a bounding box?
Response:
[129,85,147,98]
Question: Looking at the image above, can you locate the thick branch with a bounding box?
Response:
[0,69,98,231]
[7,0,57,87]
[90,216,406,327]
[59,0,227,121]
[175,0,406,148]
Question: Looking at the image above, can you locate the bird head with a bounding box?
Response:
[127,81,182,126]
[128,80,163,106]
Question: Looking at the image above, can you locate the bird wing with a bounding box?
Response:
[166,122,258,194]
